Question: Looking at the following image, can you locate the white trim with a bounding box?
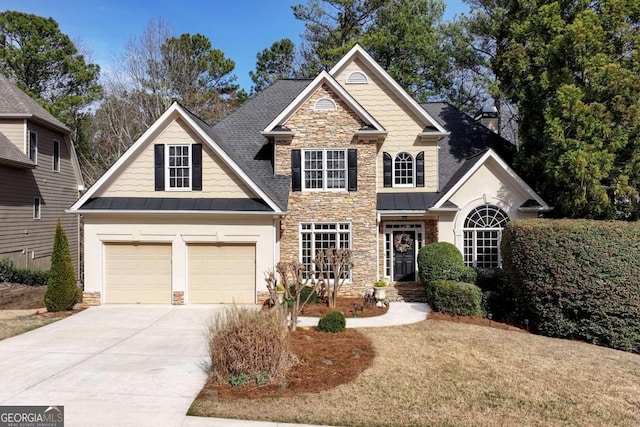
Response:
[433,149,551,209]
[301,148,348,191]
[392,151,415,188]
[329,44,448,135]
[263,71,385,133]
[70,102,283,213]
[345,70,369,84]
[67,209,283,216]
[165,144,192,191]
[383,222,424,282]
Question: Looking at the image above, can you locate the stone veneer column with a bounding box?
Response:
[82,291,101,306]
[172,291,184,305]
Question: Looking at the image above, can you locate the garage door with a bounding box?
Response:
[188,244,255,303]
[104,243,172,303]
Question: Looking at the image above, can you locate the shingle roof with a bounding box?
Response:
[0,74,69,132]
[0,130,34,168]
[206,79,312,211]
[81,197,272,211]
[420,102,515,197]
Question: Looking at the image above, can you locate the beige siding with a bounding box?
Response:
[334,58,439,191]
[0,121,79,273]
[0,119,26,152]
[99,118,256,198]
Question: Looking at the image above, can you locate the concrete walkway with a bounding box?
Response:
[0,302,429,427]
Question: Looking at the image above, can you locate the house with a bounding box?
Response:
[0,74,83,273]
[70,45,551,305]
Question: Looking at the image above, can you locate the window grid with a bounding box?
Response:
[303,149,347,190]
[300,222,351,280]
[394,152,413,186]
[168,145,190,189]
[53,140,60,172]
[463,205,509,268]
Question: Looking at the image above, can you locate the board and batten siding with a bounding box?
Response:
[0,121,79,273]
[334,57,439,192]
[98,118,256,199]
[0,119,26,152]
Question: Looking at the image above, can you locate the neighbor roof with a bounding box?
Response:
[0,74,70,132]
[0,131,35,168]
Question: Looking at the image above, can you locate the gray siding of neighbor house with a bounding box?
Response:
[0,121,79,274]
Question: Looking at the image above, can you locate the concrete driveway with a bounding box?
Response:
[0,305,224,427]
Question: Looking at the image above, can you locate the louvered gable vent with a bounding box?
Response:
[313,97,337,111]
[346,71,368,84]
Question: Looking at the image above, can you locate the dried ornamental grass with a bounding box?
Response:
[207,305,293,384]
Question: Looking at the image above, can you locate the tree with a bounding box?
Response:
[0,11,101,139]
[45,221,80,312]
[484,0,640,219]
[250,38,297,94]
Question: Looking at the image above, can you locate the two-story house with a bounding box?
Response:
[71,45,550,305]
[0,74,83,273]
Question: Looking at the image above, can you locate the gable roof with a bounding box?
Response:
[0,74,69,132]
[0,131,35,168]
[330,44,448,136]
[263,71,385,133]
[71,100,293,213]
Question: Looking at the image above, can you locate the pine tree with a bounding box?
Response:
[45,221,79,312]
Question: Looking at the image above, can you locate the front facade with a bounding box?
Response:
[0,75,83,272]
[72,45,550,305]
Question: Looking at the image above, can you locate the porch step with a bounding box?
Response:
[387,282,428,303]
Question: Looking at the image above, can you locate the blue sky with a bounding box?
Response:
[0,0,469,91]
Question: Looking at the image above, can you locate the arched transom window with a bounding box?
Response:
[394,152,414,186]
[463,205,509,268]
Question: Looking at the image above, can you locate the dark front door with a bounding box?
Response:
[393,230,416,282]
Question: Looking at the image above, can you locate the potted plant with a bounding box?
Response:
[276,285,286,304]
[373,280,387,301]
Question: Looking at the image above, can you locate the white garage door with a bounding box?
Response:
[188,244,255,303]
[104,243,172,304]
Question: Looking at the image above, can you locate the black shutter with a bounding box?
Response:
[291,149,301,191]
[192,144,202,191]
[154,144,164,191]
[416,151,425,187]
[347,149,357,191]
[383,152,392,187]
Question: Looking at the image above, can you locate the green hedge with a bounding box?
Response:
[501,219,640,352]
[0,258,49,285]
[417,242,477,284]
[426,280,482,316]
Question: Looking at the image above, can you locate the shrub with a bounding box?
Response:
[475,268,519,321]
[417,242,477,285]
[45,221,80,312]
[208,305,292,385]
[286,284,318,308]
[317,310,346,333]
[0,258,49,285]
[501,219,640,352]
[426,280,483,316]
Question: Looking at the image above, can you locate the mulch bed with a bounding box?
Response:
[429,311,527,332]
[200,328,375,399]
[299,297,388,318]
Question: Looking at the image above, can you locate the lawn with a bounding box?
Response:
[0,310,70,340]
[190,319,640,426]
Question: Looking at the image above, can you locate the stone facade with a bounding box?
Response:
[82,291,101,306]
[172,291,184,305]
[276,84,378,290]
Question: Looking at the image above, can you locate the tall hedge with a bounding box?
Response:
[417,242,477,284]
[501,219,640,352]
[45,221,80,312]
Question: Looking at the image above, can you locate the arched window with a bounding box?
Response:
[313,97,337,111]
[394,152,414,186]
[463,205,509,268]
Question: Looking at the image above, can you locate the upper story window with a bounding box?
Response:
[167,145,191,190]
[345,70,368,84]
[394,152,414,186]
[313,97,337,111]
[303,149,346,190]
[33,197,41,220]
[29,131,37,163]
[383,151,425,188]
[52,140,60,172]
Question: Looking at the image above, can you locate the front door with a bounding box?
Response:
[393,230,416,282]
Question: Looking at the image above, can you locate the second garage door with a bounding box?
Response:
[104,243,172,304]
[187,244,255,303]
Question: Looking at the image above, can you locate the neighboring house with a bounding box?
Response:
[71,45,551,305]
[0,74,84,273]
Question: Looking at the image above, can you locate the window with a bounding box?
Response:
[166,145,190,189]
[52,140,60,172]
[394,152,414,186]
[313,97,337,111]
[29,131,37,163]
[463,205,510,268]
[300,222,351,279]
[303,149,346,190]
[33,197,41,220]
